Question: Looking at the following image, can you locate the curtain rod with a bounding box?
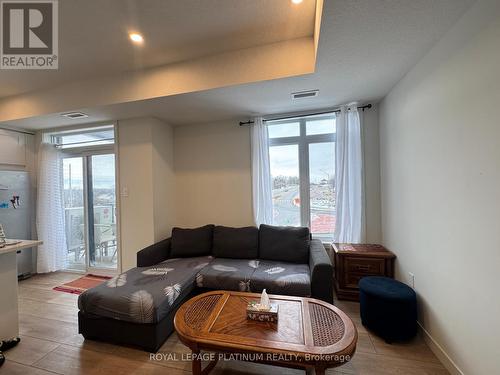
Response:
[0,126,35,135]
[239,104,372,126]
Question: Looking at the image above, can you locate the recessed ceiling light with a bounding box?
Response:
[291,0,303,4]
[129,32,144,44]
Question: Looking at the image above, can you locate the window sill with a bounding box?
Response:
[312,234,334,244]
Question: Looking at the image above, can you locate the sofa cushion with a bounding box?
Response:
[78,256,214,324]
[171,225,214,257]
[212,226,259,259]
[196,258,260,292]
[259,224,310,263]
[250,260,311,297]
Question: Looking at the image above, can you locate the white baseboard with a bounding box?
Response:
[417,322,464,375]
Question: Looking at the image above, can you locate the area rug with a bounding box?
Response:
[53,274,112,295]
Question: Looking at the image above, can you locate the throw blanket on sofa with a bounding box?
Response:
[78,256,213,324]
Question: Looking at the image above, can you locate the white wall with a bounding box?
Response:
[378,1,500,374]
[117,117,174,271]
[362,106,382,243]
[174,116,382,242]
[151,121,175,242]
[117,119,155,271]
[174,121,254,228]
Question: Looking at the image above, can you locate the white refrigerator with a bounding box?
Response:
[0,171,33,278]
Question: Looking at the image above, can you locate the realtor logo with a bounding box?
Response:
[1,0,58,69]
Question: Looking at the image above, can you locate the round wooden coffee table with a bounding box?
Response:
[174,291,357,375]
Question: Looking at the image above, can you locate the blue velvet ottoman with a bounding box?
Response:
[359,276,417,342]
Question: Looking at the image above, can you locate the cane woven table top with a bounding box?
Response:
[174,291,357,366]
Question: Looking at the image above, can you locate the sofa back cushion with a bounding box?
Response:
[212,226,259,259]
[259,224,310,264]
[171,225,214,257]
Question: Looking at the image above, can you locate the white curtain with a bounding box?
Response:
[335,106,365,243]
[251,117,273,226]
[36,142,67,273]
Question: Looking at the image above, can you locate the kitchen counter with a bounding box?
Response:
[0,239,42,255]
[0,239,42,341]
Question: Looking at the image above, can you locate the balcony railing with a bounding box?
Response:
[64,205,117,270]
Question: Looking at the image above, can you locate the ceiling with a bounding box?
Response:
[0,0,316,99]
[0,0,475,130]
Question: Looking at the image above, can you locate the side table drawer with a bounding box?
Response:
[345,257,385,274]
[344,273,380,289]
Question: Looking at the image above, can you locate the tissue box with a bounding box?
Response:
[246,302,279,323]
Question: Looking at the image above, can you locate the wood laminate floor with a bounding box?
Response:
[3,272,449,375]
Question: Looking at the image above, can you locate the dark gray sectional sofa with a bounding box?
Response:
[78,224,333,352]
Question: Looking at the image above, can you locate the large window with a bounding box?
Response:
[268,114,336,238]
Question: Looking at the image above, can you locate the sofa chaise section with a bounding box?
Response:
[78,255,213,351]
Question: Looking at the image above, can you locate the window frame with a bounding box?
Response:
[49,124,115,153]
[45,123,120,273]
[268,114,336,237]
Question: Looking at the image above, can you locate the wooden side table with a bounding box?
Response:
[333,243,396,301]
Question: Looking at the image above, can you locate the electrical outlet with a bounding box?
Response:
[408,272,415,289]
[121,187,129,197]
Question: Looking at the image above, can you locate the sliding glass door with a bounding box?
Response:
[88,154,117,269]
[63,157,86,271]
[63,152,118,272]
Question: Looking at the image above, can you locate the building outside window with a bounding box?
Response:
[267,113,336,239]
